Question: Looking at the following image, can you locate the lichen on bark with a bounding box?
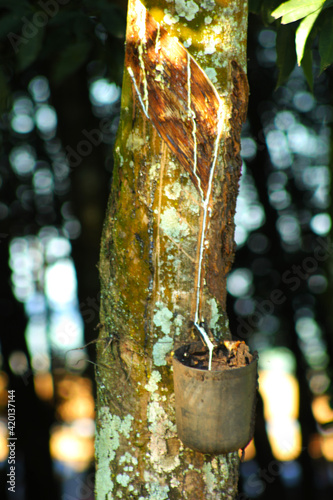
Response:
[95,0,249,498]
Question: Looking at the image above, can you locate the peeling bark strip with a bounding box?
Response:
[206,60,249,305]
[126,0,220,199]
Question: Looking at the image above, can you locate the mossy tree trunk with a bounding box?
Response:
[95,0,249,498]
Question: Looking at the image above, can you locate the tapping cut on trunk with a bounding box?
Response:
[126,0,232,368]
[126,0,221,201]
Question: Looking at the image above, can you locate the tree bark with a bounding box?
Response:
[95,0,249,498]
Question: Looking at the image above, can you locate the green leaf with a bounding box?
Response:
[319,13,333,71]
[272,0,325,24]
[295,9,321,64]
[51,40,92,85]
[301,47,313,89]
[16,25,45,72]
[276,23,297,86]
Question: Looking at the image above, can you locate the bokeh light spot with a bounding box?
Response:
[227,268,253,297]
[90,79,121,106]
[310,213,331,235]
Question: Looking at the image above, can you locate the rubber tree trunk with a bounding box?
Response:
[95,0,249,498]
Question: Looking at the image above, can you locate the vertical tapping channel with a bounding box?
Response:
[193,98,224,371]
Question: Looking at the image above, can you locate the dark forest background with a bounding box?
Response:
[0,1,333,499]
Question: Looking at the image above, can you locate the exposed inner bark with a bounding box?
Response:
[126,2,221,198]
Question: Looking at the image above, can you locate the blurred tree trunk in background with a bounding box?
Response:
[95,0,249,498]
[51,70,110,375]
[0,242,59,500]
